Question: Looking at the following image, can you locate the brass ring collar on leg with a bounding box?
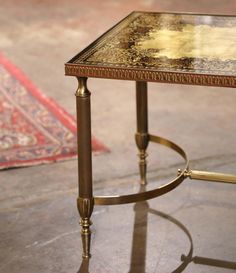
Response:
[94,134,189,205]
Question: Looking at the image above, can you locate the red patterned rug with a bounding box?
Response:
[0,53,107,170]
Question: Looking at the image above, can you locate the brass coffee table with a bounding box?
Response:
[65,11,236,259]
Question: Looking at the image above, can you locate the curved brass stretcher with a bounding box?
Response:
[94,134,236,207]
[94,134,188,205]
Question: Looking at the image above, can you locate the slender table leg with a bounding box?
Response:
[135,81,149,185]
[75,77,94,259]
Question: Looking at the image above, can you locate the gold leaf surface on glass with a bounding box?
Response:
[136,24,236,61]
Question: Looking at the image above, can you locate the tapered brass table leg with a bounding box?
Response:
[75,77,94,259]
[135,81,149,185]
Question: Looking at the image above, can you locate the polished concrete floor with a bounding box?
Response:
[1,1,236,272]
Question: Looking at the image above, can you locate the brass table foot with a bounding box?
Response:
[138,149,148,185]
[135,132,149,185]
[77,197,94,259]
[80,218,92,259]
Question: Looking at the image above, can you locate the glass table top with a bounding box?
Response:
[65,12,236,87]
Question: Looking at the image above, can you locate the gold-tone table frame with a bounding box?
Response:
[65,11,236,259]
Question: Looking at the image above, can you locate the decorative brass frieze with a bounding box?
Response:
[65,65,236,87]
